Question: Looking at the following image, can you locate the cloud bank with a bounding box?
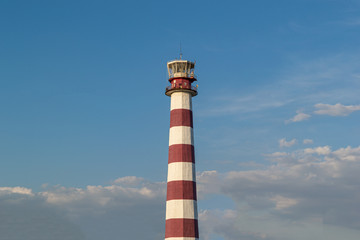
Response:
[0,177,166,240]
[197,145,360,240]
[1,146,360,240]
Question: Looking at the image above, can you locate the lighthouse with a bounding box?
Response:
[165,58,199,240]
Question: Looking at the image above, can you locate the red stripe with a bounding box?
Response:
[167,181,197,200]
[168,144,195,163]
[165,219,199,238]
[170,109,193,127]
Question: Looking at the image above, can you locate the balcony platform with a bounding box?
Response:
[165,86,198,97]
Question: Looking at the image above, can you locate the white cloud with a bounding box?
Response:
[285,110,311,123]
[314,103,360,116]
[304,146,331,155]
[279,138,297,147]
[303,139,314,144]
[0,187,33,196]
[40,179,166,218]
[332,146,360,162]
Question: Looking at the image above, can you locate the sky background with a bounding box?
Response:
[1,0,360,239]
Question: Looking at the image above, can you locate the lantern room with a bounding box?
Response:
[165,59,198,97]
[167,60,196,80]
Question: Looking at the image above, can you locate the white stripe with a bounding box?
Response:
[171,92,192,110]
[169,126,193,146]
[167,162,195,182]
[165,238,199,240]
[166,199,198,220]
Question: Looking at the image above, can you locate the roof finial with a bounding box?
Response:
[179,41,183,59]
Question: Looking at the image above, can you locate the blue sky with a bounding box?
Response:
[1,0,360,239]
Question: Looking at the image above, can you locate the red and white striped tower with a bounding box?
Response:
[165,59,199,240]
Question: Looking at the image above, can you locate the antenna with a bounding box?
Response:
[179,42,183,59]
